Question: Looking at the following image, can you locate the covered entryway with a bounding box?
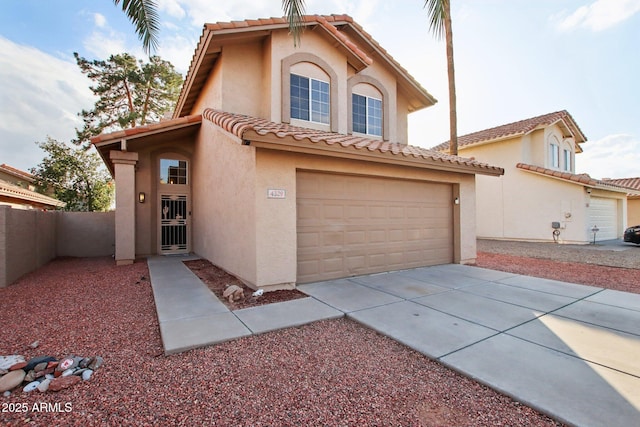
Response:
[588,197,618,241]
[296,171,454,283]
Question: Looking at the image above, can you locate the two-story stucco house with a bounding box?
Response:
[92,15,503,290]
[433,111,636,244]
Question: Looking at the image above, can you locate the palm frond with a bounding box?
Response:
[423,0,447,40]
[282,0,306,47]
[114,0,160,55]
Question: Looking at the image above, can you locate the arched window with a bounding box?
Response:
[548,135,560,169]
[282,53,338,132]
[347,75,389,140]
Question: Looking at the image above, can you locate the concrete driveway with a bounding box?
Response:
[298,264,640,427]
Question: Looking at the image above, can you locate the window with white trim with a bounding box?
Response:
[352,94,382,137]
[550,143,560,168]
[290,73,330,124]
[563,149,571,171]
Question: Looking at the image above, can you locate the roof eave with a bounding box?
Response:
[243,130,503,176]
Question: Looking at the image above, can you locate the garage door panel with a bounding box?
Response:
[588,197,618,241]
[297,172,454,283]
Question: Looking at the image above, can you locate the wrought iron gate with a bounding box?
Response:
[160,195,188,253]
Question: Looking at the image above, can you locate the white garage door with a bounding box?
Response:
[296,171,454,283]
[588,197,618,241]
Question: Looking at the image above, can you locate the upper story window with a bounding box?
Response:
[290,73,330,125]
[550,142,560,169]
[352,94,382,137]
[563,149,571,172]
[160,159,187,185]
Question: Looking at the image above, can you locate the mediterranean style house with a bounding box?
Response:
[92,15,503,290]
[432,111,638,243]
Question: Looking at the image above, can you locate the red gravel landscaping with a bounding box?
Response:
[0,256,563,426]
[476,252,639,294]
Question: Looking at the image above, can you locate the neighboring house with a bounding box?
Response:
[0,164,65,210]
[432,111,636,244]
[91,15,503,290]
[603,177,640,226]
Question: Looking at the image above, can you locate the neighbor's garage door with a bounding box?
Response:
[588,197,618,241]
[296,171,453,283]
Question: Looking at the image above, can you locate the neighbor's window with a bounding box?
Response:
[290,73,330,124]
[563,149,571,171]
[160,159,187,185]
[550,143,560,168]
[352,94,382,136]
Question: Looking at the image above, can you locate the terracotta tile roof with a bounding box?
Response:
[204,15,373,67]
[90,115,202,145]
[175,14,436,118]
[203,109,503,176]
[516,163,637,194]
[432,111,587,151]
[602,177,640,198]
[0,163,34,181]
[0,180,66,209]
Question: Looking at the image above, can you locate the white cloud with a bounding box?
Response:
[83,29,131,58]
[554,0,640,32]
[93,13,107,28]
[0,37,95,171]
[157,0,186,19]
[576,134,640,179]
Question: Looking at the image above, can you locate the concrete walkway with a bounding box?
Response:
[147,256,342,354]
[148,256,640,427]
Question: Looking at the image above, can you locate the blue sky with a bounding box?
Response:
[0,0,638,178]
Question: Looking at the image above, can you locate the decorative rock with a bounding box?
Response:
[73,368,86,376]
[81,369,94,381]
[0,355,25,370]
[9,362,27,371]
[34,368,54,379]
[56,357,75,372]
[48,375,81,392]
[23,381,41,393]
[24,356,57,372]
[0,370,26,393]
[88,356,103,371]
[223,284,245,302]
[34,362,48,372]
[37,378,51,392]
[47,361,59,370]
[24,371,37,382]
[44,374,54,380]
[29,340,40,349]
[3,391,11,397]
[61,369,75,377]
[79,357,92,369]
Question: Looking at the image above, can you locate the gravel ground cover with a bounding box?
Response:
[477,239,639,293]
[1,256,561,426]
[184,259,307,310]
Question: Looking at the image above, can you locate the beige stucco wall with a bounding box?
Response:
[628,198,640,226]
[0,206,56,288]
[191,121,258,285]
[252,148,477,288]
[56,211,115,257]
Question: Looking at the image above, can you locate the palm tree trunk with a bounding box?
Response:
[444,2,458,156]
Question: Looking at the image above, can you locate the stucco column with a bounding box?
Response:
[110,150,139,265]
